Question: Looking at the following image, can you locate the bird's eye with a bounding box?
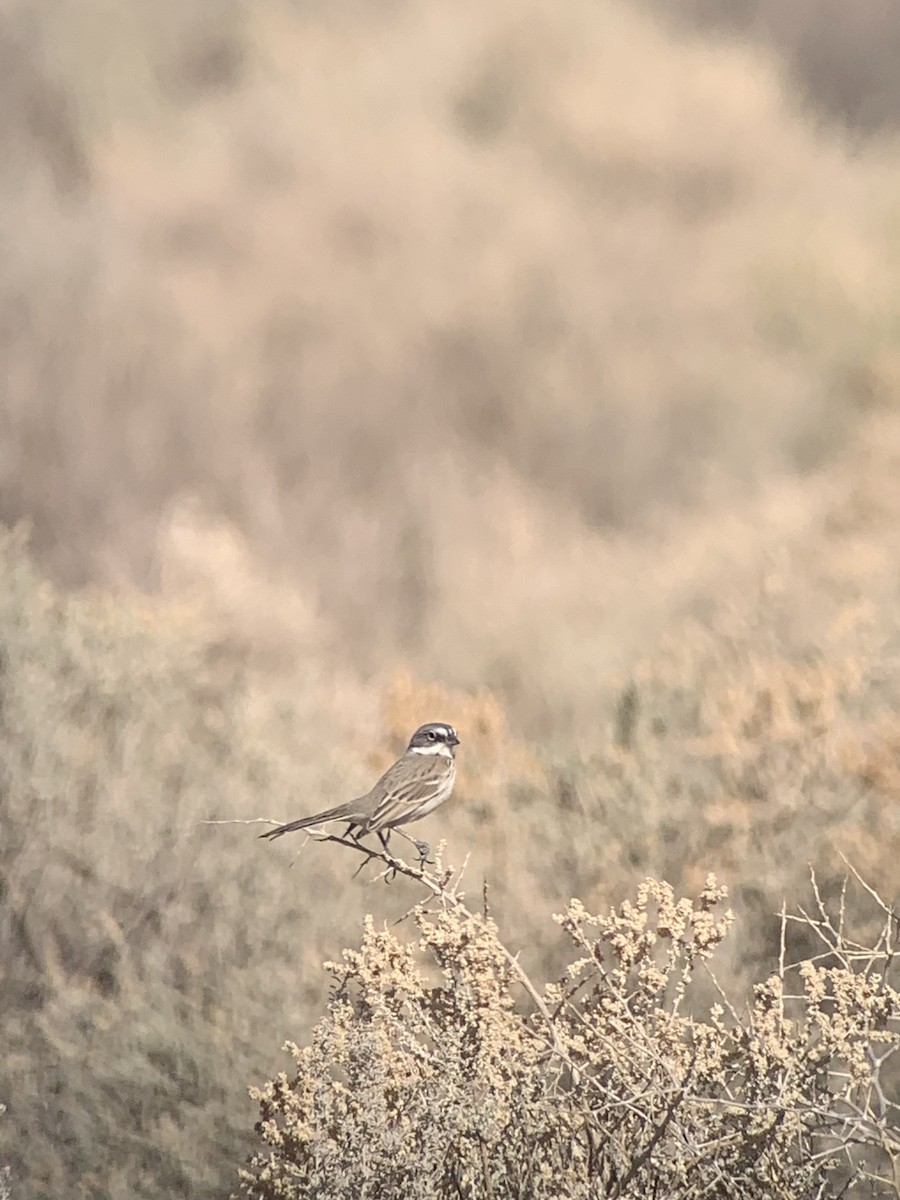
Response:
[427,730,437,740]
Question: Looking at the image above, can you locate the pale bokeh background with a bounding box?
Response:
[3,1,900,1196]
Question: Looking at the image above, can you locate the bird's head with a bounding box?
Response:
[407,722,460,758]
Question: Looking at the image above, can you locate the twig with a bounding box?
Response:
[202,817,286,828]
[837,854,896,918]
[610,1048,697,1199]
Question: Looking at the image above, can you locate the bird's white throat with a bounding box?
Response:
[409,743,454,759]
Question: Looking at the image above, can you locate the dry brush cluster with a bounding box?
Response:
[240,859,900,1199]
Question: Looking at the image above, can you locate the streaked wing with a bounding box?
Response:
[365,754,455,831]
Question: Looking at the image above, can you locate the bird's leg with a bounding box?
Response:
[371,830,404,882]
[392,826,433,866]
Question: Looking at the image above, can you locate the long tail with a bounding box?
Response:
[259,803,356,840]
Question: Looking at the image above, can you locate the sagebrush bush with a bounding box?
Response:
[240,857,900,1199]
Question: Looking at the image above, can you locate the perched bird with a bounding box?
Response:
[260,722,460,859]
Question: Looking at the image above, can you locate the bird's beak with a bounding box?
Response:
[449,731,460,746]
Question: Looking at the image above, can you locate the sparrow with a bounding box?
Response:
[260,722,460,859]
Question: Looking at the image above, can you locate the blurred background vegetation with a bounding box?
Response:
[2,0,900,1195]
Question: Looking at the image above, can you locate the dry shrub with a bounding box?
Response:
[0,528,378,1199]
[652,0,900,133]
[239,862,900,1199]
[4,0,900,638]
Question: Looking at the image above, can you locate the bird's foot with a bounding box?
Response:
[414,839,433,866]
